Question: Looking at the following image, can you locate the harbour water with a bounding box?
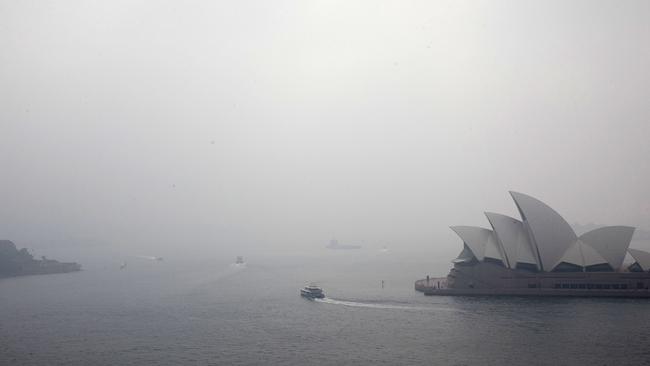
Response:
[2,251,649,365]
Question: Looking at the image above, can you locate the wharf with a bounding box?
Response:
[414,278,447,294]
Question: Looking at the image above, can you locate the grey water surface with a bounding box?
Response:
[2,253,649,366]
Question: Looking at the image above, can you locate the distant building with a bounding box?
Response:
[423,192,650,297]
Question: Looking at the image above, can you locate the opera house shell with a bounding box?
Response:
[423,192,650,297]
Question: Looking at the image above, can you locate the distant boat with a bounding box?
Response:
[136,256,163,262]
[120,262,127,270]
[326,239,361,250]
[380,246,389,253]
[300,285,325,299]
[235,256,244,265]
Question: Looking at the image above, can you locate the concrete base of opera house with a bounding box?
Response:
[416,262,650,298]
[415,281,650,298]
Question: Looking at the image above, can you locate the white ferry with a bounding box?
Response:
[300,285,325,299]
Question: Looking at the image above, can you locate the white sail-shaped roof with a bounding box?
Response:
[622,251,636,268]
[450,226,503,263]
[485,212,539,269]
[579,226,635,270]
[556,241,582,268]
[450,226,488,261]
[580,242,609,267]
[484,231,504,261]
[510,191,577,271]
[453,244,477,264]
[555,239,609,269]
[628,249,650,271]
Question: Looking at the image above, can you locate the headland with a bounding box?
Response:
[0,240,81,278]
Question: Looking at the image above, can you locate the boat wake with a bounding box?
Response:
[315,297,430,311]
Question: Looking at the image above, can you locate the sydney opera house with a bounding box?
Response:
[420,192,650,297]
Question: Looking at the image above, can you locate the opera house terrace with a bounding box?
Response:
[416,192,650,298]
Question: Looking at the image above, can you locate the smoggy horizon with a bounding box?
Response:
[2,1,649,261]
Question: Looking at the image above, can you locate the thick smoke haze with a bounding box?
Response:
[1,1,649,262]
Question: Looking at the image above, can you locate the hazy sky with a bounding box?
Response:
[1,1,649,259]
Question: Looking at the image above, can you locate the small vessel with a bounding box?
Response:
[300,285,325,299]
[235,256,244,265]
[120,261,127,270]
[326,238,361,250]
